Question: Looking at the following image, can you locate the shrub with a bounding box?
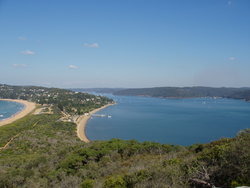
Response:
[104,175,126,188]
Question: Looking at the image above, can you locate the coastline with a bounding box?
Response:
[76,103,115,143]
[0,99,36,127]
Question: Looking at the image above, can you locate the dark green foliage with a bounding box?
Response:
[1,84,249,187]
[122,170,152,187]
[81,179,94,188]
[0,111,249,187]
[104,175,126,188]
[186,131,250,187]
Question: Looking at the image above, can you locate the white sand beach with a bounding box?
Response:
[76,103,115,143]
[0,99,36,127]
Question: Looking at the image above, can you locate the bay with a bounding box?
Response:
[0,100,24,121]
[86,94,250,145]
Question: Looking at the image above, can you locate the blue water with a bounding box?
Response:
[0,100,24,121]
[86,94,250,146]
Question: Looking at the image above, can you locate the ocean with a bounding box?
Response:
[0,100,24,121]
[86,94,250,146]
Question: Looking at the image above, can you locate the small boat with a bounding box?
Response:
[108,115,112,118]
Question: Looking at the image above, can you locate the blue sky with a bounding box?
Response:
[0,0,250,88]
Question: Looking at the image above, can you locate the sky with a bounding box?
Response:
[0,0,250,88]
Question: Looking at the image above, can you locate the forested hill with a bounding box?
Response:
[228,90,250,101]
[0,84,250,187]
[113,87,250,101]
[0,84,113,114]
[0,113,249,187]
[72,88,125,94]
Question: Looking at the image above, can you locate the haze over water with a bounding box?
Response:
[86,95,250,145]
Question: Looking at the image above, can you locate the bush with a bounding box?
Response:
[81,179,94,188]
[104,175,126,188]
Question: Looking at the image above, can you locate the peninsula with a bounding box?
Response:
[0,84,114,141]
[0,83,249,187]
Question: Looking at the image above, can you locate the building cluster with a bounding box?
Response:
[0,84,112,116]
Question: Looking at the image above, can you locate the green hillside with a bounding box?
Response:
[0,113,249,187]
[0,84,249,187]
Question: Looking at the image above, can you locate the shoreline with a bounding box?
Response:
[76,103,115,143]
[115,94,250,102]
[0,99,36,127]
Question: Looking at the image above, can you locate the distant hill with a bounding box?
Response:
[1,84,250,187]
[228,90,250,101]
[113,87,250,101]
[72,88,125,94]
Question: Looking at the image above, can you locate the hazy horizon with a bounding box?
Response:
[2,83,250,90]
[1,0,250,88]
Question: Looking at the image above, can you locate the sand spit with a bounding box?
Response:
[76,103,115,143]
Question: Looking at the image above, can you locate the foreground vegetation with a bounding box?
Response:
[0,111,249,187]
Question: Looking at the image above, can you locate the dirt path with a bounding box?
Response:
[0,121,39,151]
[0,133,20,151]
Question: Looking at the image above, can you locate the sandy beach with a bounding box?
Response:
[0,99,36,127]
[76,103,115,143]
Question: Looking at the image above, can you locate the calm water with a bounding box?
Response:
[0,100,24,121]
[86,94,250,145]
